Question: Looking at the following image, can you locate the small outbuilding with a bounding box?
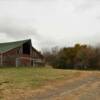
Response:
[0,39,44,67]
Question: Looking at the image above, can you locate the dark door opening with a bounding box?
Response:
[23,42,31,55]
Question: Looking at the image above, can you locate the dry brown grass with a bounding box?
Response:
[0,67,81,100]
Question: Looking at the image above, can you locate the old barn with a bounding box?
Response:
[0,39,44,67]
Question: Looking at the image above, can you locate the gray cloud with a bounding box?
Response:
[96,16,100,20]
[73,0,100,13]
[0,17,39,39]
[0,17,55,50]
[0,0,99,50]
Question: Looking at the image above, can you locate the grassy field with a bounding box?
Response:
[0,67,81,99]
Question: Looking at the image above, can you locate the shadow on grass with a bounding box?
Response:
[53,67,100,71]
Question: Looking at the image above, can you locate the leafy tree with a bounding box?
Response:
[43,44,100,70]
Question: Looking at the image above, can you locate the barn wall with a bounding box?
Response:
[0,44,44,67]
[32,49,43,59]
[3,47,19,66]
[19,54,31,66]
[2,47,32,66]
[32,49,45,66]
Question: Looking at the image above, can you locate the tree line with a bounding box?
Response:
[43,44,100,70]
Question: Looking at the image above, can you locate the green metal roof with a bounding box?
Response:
[0,39,31,53]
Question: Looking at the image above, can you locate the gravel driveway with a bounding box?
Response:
[26,72,100,100]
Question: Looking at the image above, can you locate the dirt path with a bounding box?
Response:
[26,72,100,100]
[6,72,100,100]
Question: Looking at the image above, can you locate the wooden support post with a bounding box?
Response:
[1,53,3,66]
[16,58,20,67]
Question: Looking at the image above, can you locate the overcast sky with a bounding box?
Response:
[0,0,100,50]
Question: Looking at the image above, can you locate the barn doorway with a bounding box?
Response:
[23,42,31,55]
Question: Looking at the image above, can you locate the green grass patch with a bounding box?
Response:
[0,67,80,89]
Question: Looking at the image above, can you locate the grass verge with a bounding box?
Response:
[0,67,81,99]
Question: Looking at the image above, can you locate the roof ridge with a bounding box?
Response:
[0,39,31,53]
[0,39,31,44]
